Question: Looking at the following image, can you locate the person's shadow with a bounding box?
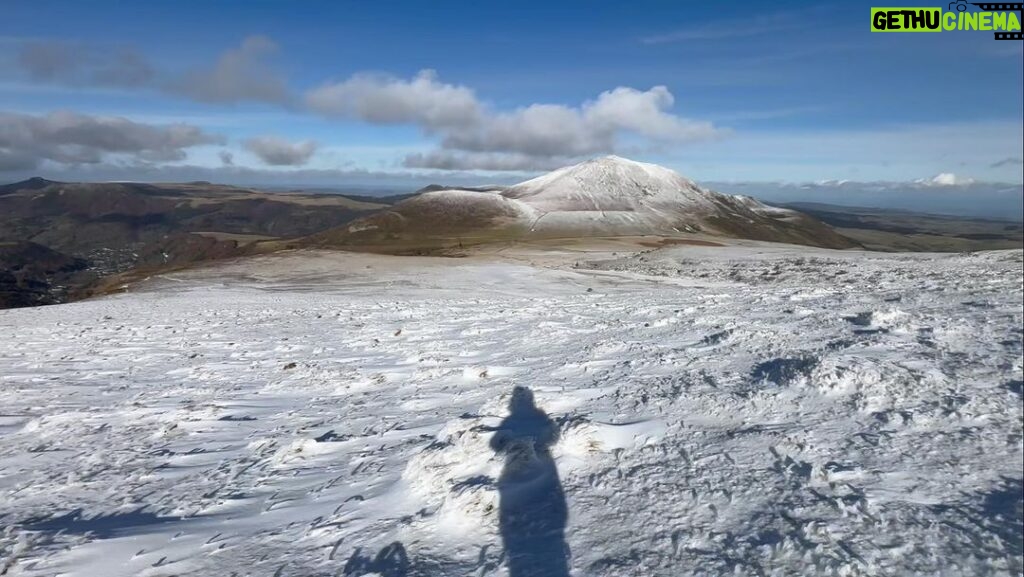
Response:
[485,386,570,577]
[342,541,409,577]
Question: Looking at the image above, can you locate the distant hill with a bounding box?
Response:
[342,191,423,205]
[0,176,62,195]
[0,178,386,253]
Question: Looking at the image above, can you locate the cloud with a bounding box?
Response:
[9,38,722,172]
[243,136,317,166]
[14,36,290,105]
[915,172,976,186]
[991,156,1023,168]
[306,69,482,130]
[11,41,719,171]
[0,110,223,169]
[307,70,720,171]
[439,104,606,158]
[219,150,235,166]
[403,151,574,172]
[431,85,720,169]
[171,36,290,104]
[17,41,154,87]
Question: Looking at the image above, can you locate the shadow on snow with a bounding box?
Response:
[484,386,571,577]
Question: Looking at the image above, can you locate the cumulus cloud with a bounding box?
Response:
[439,104,606,158]
[306,69,482,130]
[585,86,717,141]
[306,70,721,170]
[17,41,154,87]
[439,86,720,160]
[172,36,290,104]
[10,36,721,173]
[243,136,317,166]
[918,172,976,186]
[0,110,223,170]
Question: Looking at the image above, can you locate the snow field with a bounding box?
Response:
[0,247,1021,576]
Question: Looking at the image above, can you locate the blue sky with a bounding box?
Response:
[0,0,1022,189]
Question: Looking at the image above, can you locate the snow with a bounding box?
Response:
[504,156,718,214]
[0,246,1021,576]
[421,188,540,220]
[487,156,782,237]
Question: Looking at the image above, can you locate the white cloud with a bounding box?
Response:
[10,38,722,172]
[307,70,722,170]
[584,86,719,142]
[440,104,607,157]
[306,69,482,130]
[430,85,720,169]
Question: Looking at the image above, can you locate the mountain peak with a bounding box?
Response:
[0,176,59,195]
[502,155,707,212]
[585,154,656,170]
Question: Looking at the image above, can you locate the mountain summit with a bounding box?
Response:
[312,156,858,250]
[503,155,717,213]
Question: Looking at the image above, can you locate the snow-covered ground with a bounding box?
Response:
[1,245,1021,577]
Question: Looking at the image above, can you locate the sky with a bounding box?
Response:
[1,0,1022,198]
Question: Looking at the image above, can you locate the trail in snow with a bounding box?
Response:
[0,247,1021,576]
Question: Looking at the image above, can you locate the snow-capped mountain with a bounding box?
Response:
[503,155,718,213]
[312,156,858,249]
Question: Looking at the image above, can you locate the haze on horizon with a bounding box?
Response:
[0,0,1022,216]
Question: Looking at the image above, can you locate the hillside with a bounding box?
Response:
[0,241,91,308]
[310,156,859,252]
[0,178,387,307]
[0,178,385,256]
